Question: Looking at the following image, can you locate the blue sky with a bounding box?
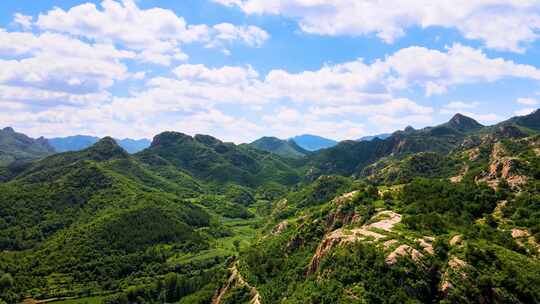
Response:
[0,0,539,142]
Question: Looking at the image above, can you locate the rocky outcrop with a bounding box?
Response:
[476,142,528,188]
[271,220,289,236]
[385,244,424,265]
[307,210,402,275]
[213,264,262,304]
[440,256,468,295]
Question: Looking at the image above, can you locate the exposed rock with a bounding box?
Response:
[213,264,262,304]
[511,228,530,239]
[307,210,402,275]
[449,235,463,246]
[271,220,289,236]
[332,191,358,205]
[477,143,528,188]
[365,211,402,232]
[448,256,467,269]
[307,227,385,275]
[450,165,469,183]
[385,244,423,265]
[469,148,481,161]
[418,238,434,255]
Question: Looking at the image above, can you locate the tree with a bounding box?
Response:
[0,273,13,291]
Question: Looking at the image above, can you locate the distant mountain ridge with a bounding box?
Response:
[250,136,310,158]
[48,135,150,153]
[306,111,540,177]
[290,134,338,151]
[0,127,54,166]
[358,133,392,141]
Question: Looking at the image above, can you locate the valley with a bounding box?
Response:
[0,111,539,303]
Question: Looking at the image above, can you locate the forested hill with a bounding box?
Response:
[0,127,54,166]
[1,110,540,303]
[249,136,310,159]
[305,111,540,177]
[229,112,540,303]
[136,131,301,187]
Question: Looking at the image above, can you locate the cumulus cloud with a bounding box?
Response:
[13,13,32,30]
[215,0,540,52]
[9,42,538,141]
[35,0,269,65]
[514,108,537,116]
[516,98,539,106]
[384,44,540,96]
[0,29,132,106]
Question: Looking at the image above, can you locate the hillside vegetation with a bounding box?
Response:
[1,110,540,303]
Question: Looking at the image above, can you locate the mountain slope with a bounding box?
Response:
[136,132,301,187]
[290,134,338,151]
[307,114,488,177]
[0,127,54,166]
[49,135,151,153]
[498,108,540,132]
[0,138,219,301]
[250,136,309,158]
[229,130,540,304]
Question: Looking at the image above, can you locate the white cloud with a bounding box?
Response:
[440,100,480,114]
[444,101,480,110]
[35,0,269,65]
[384,44,540,96]
[13,13,32,30]
[212,23,269,47]
[215,0,540,52]
[0,29,132,103]
[461,112,500,123]
[514,108,536,116]
[516,97,539,106]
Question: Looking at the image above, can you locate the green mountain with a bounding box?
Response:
[498,108,540,132]
[306,114,491,177]
[48,135,151,153]
[0,137,225,303]
[1,111,540,304]
[250,136,309,158]
[136,132,301,187]
[290,134,338,151]
[0,127,54,166]
[229,120,540,304]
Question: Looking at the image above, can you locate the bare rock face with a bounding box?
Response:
[271,220,289,236]
[307,210,402,275]
[213,264,262,304]
[476,142,528,188]
[385,244,424,265]
[440,256,469,296]
[449,235,463,246]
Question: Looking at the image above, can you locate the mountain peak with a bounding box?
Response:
[86,137,128,161]
[2,126,15,133]
[447,113,483,131]
[290,134,337,151]
[404,126,415,132]
[150,131,192,147]
[250,136,308,158]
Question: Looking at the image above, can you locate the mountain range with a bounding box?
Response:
[0,109,539,303]
[48,135,151,153]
